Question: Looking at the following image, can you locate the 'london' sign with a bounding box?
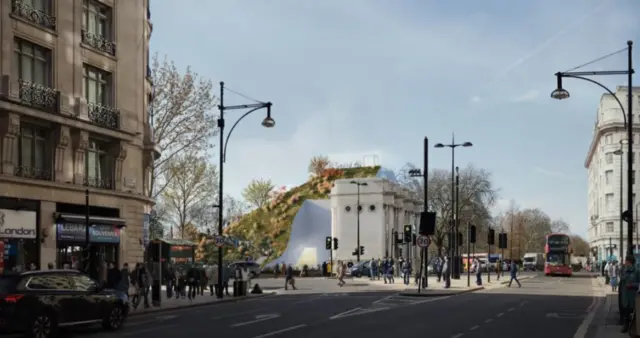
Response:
[0,209,37,239]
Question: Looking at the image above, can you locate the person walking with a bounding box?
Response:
[442,257,451,288]
[495,260,502,280]
[285,264,297,290]
[402,260,411,285]
[206,263,217,296]
[609,261,619,292]
[474,258,483,286]
[508,260,522,288]
[186,264,197,300]
[619,255,640,333]
[337,262,347,287]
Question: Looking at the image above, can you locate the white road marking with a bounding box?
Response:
[573,283,604,338]
[485,318,493,323]
[252,324,307,338]
[122,324,177,335]
[451,334,464,338]
[329,306,389,320]
[469,325,479,331]
[507,307,515,312]
[230,314,281,327]
[329,307,363,319]
[519,301,528,307]
[496,312,504,317]
[212,308,265,320]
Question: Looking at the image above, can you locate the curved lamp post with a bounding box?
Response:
[434,135,473,280]
[216,81,274,298]
[614,138,629,261]
[551,40,634,256]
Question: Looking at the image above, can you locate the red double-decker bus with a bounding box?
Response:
[544,233,572,277]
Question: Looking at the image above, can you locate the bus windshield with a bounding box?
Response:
[546,252,568,266]
[547,235,570,246]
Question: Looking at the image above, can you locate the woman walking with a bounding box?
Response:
[337,261,346,287]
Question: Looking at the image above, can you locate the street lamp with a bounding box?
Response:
[552,41,634,255]
[217,81,274,298]
[434,135,473,279]
[614,138,628,261]
[408,137,429,288]
[350,181,368,262]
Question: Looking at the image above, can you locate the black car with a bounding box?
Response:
[0,269,128,338]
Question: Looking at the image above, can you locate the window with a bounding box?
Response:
[26,274,72,290]
[17,0,51,13]
[605,170,613,185]
[13,39,51,86]
[85,138,112,188]
[82,0,111,39]
[605,193,614,211]
[605,134,613,145]
[606,153,613,164]
[14,124,50,179]
[70,274,98,292]
[606,222,614,233]
[83,65,111,106]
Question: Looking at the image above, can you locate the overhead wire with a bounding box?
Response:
[563,46,629,72]
[222,86,264,103]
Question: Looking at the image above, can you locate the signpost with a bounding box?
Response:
[417,235,431,248]
[213,235,225,248]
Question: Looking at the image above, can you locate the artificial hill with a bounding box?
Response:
[223,166,381,263]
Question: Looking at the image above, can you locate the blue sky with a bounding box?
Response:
[150,0,640,236]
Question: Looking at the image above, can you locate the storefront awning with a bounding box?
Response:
[151,238,196,246]
[54,213,126,228]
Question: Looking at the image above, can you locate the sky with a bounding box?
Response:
[149,0,640,237]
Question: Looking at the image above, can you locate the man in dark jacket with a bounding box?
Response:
[186,265,198,300]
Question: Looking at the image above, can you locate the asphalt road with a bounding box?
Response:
[72,273,601,338]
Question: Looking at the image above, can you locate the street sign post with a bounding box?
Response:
[213,235,225,248]
[417,235,431,248]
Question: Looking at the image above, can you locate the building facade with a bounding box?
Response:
[330,177,422,267]
[586,86,640,261]
[0,0,158,273]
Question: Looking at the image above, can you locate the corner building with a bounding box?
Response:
[0,0,158,272]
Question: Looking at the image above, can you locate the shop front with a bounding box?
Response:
[0,209,38,273]
[55,223,121,269]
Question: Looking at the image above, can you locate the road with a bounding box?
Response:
[73,272,601,338]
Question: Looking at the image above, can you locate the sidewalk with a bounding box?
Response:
[363,273,531,293]
[128,286,274,316]
[592,287,626,338]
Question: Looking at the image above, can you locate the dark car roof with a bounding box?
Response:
[20,269,84,276]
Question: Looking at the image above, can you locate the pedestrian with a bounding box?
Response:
[322,261,327,277]
[116,262,130,304]
[436,257,443,282]
[164,263,175,299]
[386,259,395,284]
[508,260,522,288]
[370,258,378,280]
[495,260,502,280]
[285,264,297,290]
[175,271,186,299]
[605,260,611,284]
[106,262,120,289]
[402,260,411,285]
[609,261,619,292]
[198,265,207,296]
[186,264,197,300]
[222,263,231,296]
[619,255,640,333]
[206,263,218,296]
[474,258,483,286]
[442,257,451,288]
[337,262,346,287]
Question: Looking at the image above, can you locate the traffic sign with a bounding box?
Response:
[213,235,225,248]
[416,235,431,248]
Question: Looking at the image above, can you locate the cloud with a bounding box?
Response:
[510,90,540,102]
[533,167,566,177]
[470,96,482,103]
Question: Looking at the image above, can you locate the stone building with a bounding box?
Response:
[0,0,158,273]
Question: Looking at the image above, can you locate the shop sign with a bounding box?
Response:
[0,209,37,239]
[57,224,121,244]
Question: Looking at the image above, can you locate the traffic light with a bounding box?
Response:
[457,231,463,246]
[404,225,412,243]
[469,225,477,244]
[394,231,402,244]
[325,236,332,250]
[359,246,364,255]
[498,233,508,249]
[488,228,495,245]
[412,234,417,246]
[419,211,436,235]
[333,237,338,249]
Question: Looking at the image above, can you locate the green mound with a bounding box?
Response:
[223,166,381,262]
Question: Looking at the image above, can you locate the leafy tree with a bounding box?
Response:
[147,54,217,198]
[242,179,275,209]
[308,155,330,175]
[162,153,218,238]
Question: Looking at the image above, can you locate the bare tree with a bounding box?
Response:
[148,55,217,198]
[551,219,571,233]
[308,155,331,175]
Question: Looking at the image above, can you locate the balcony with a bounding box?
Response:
[84,176,114,190]
[11,0,56,30]
[88,103,120,130]
[14,165,52,181]
[18,79,59,113]
[81,30,116,56]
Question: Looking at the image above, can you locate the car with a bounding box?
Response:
[348,262,371,277]
[0,269,128,338]
[228,261,261,278]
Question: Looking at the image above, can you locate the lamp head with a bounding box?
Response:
[261,102,275,128]
[434,143,445,148]
[620,138,629,145]
[614,149,623,155]
[550,73,570,100]
[462,142,473,147]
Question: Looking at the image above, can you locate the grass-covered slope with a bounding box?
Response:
[223,166,381,262]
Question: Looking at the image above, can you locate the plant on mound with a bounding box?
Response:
[224,165,381,263]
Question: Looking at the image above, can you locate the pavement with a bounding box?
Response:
[66,271,604,338]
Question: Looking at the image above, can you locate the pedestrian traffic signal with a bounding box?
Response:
[325,236,332,250]
[412,234,417,246]
[488,228,495,245]
[404,225,412,243]
[359,246,365,255]
[498,233,508,249]
[469,225,477,244]
[419,211,436,235]
[458,231,463,246]
[333,237,339,249]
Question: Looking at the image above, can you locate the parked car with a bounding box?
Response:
[348,261,371,277]
[0,269,128,338]
[228,261,261,278]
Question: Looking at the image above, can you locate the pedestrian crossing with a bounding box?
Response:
[372,294,448,308]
